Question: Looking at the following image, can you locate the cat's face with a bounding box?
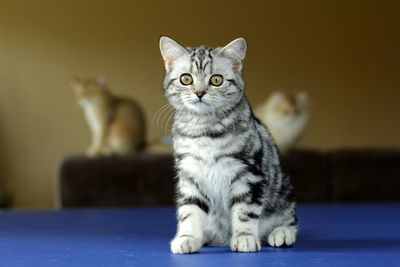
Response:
[268,92,309,120]
[71,77,106,103]
[159,37,246,114]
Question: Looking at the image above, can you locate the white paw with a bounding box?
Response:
[268,226,296,247]
[170,235,202,254]
[230,234,261,252]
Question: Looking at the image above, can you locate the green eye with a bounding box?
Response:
[180,74,193,85]
[209,75,223,86]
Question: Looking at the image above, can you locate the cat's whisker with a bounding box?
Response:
[164,109,175,135]
[152,103,172,127]
[155,104,174,129]
[159,106,174,126]
[158,106,174,129]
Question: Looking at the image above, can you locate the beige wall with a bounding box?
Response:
[0,0,398,208]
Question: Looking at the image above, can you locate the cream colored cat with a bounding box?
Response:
[255,92,309,154]
[71,77,146,157]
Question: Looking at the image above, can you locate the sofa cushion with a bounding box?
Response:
[58,149,400,207]
[59,153,175,207]
[328,149,400,201]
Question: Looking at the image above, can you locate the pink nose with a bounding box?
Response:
[195,91,206,98]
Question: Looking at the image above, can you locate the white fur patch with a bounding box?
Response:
[230,234,260,252]
[171,236,203,254]
[267,226,297,247]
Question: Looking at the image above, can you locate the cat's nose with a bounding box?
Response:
[195,91,206,99]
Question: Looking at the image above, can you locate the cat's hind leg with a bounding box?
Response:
[107,125,135,156]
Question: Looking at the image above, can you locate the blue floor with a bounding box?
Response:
[0,203,399,267]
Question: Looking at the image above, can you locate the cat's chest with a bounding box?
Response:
[267,114,307,137]
[82,101,103,131]
[175,136,223,159]
[175,136,245,197]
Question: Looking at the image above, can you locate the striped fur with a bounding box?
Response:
[159,37,297,253]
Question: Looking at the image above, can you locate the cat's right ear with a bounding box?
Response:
[70,76,84,94]
[159,36,188,71]
[269,91,285,102]
[218,38,247,70]
[70,76,83,87]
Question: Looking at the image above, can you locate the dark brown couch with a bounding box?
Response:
[58,148,400,207]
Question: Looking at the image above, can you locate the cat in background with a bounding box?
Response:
[255,92,309,154]
[71,77,146,157]
[159,37,297,254]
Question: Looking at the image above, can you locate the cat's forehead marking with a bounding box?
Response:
[188,46,214,74]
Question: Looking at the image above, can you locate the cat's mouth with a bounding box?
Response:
[185,99,213,113]
[195,100,211,107]
[190,98,210,105]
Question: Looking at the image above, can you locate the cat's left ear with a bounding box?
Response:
[159,36,189,70]
[218,38,247,69]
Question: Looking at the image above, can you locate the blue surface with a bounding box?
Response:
[0,204,399,267]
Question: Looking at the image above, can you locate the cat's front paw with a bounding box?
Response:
[230,234,261,252]
[170,235,202,254]
[267,226,296,247]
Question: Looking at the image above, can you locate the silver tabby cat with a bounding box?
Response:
[159,37,298,253]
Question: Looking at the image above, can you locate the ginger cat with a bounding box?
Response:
[71,77,146,157]
[255,92,309,154]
